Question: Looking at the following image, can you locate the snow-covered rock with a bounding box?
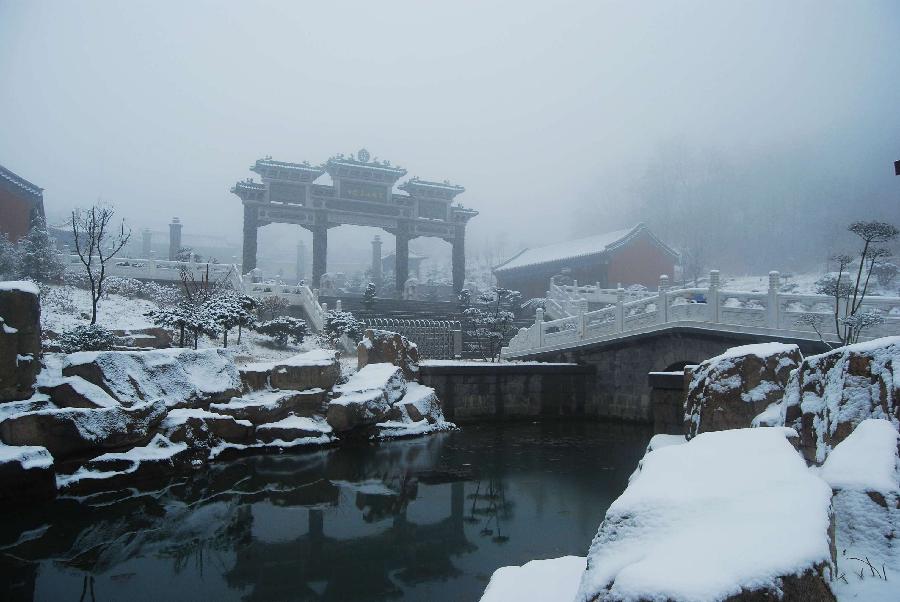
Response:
[209,389,326,425]
[820,419,900,602]
[62,347,242,408]
[0,444,55,504]
[685,342,801,439]
[328,364,407,433]
[375,382,455,439]
[256,415,332,444]
[576,427,835,602]
[784,336,900,465]
[0,281,41,402]
[58,434,191,494]
[37,375,120,409]
[159,408,254,448]
[358,329,420,381]
[0,399,167,458]
[239,349,340,392]
[481,556,585,602]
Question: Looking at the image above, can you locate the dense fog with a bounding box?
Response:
[1,0,898,277]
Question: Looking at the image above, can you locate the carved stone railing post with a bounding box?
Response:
[335,299,342,313]
[767,271,780,329]
[578,298,588,338]
[616,287,625,332]
[707,270,720,323]
[658,274,669,324]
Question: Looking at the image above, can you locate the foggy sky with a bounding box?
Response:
[2,0,899,270]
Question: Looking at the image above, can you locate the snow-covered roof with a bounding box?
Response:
[492,223,676,274]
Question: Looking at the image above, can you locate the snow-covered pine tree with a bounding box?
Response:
[17,217,64,282]
[255,315,307,347]
[0,233,18,278]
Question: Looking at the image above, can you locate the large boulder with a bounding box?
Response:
[383,382,444,425]
[62,347,242,408]
[358,329,420,382]
[0,399,167,458]
[58,434,192,494]
[0,445,56,505]
[209,389,326,425]
[576,427,836,602]
[0,282,41,402]
[327,364,406,433]
[239,349,340,392]
[685,342,802,440]
[37,376,120,409]
[111,327,173,349]
[784,336,900,465]
[159,408,254,448]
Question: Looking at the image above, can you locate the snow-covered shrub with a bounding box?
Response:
[41,284,78,315]
[59,324,117,353]
[363,282,377,309]
[103,276,146,298]
[255,316,307,347]
[323,310,365,344]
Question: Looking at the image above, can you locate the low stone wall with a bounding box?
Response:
[419,363,594,422]
[648,371,687,435]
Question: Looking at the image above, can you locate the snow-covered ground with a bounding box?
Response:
[37,283,340,366]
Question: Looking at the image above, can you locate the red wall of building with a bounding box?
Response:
[606,230,675,288]
[0,187,33,242]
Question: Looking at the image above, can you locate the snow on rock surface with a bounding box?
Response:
[0,281,40,295]
[159,407,254,447]
[480,556,586,602]
[62,347,242,408]
[0,399,167,458]
[210,389,325,425]
[37,375,119,409]
[239,349,340,392]
[256,415,333,443]
[376,382,455,439]
[820,419,900,602]
[58,434,191,493]
[576,427,835,602]
[784,336,900,464]
[328,363,407,432]
[685,342,801,440]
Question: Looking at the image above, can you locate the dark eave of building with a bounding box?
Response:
[0,163,43,199]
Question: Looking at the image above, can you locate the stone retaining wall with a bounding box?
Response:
[419,363,594,422]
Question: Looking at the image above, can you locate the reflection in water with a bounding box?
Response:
[1,422,650,602]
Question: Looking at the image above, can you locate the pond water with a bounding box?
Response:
[2,421,650,602]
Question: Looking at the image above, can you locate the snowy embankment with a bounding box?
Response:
[482,336,900,602]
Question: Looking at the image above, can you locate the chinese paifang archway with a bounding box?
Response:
[231,149,477,293]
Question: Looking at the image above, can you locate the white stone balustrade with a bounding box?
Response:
[502,270,900,359]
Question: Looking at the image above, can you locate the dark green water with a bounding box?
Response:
[1,422,650,602]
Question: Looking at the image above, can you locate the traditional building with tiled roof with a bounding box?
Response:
[0,163,45,242]
[492,223,678,299]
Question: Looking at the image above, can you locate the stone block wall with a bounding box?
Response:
[419,363,593,422]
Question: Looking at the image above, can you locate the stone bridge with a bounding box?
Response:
[501,270,900,421]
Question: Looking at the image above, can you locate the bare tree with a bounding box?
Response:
[810,221,899,347]
[71,205,132,324]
